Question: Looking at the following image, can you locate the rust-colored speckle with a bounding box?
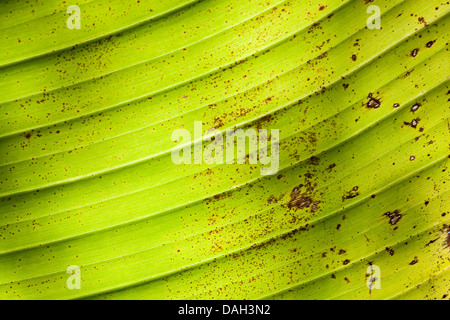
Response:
[409,256,419,265]
[342,186,359,201]
[287,184,320,213]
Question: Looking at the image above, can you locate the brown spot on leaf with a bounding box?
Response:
[403,118,420,128]
[426,40,436,48]
[288,191,312,210]
[366,97,381,109]
[411,103,420,112]
[444,225,450,249]
[287,186,319,213]
[342,186,360,201]
[326,163,336,172]
[409,256,419,265]
[384,210,402,225]
[309,156,320,165]
[418,17,428,26]
[385,247,395,256]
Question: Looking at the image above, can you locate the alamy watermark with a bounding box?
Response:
[366,264,381,290]
[171,121,279,176]
[66,265,81,289]
[67,5,81,29]
[367,5,381,29]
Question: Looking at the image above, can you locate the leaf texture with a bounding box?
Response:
[0,0,449,300]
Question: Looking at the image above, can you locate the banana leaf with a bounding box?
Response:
[0,0,449,300]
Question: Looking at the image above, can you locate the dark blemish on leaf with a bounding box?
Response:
[326,163,336,172]
[317,52,327,59]
[267,194,284,204]
[308,22,321,33]
[338,249,346,255]
[267,195,277,204]
[24,133,31,139]
[409,256,419,265]
[403,118,420,128]
[204,190,233,205]
[410,155,415,161]
[426,40,436,48]
[393,103,400,108]
[384,210,402,225]
[411,48,419,57]
[331,274,336,279]
[411,103,420,112]
[351,54,357,61]
[311,202,319,213]
[418,17,428,26]
[264,96,273,103]
[336,224,341,230]
[385,247,395,256]
[343,259,350,265]
[309,156,320,165]
[443,225,450,249]
[343,83,349,90]
[342,186,359,201]
[288,188,312,209]
[319,5,327,11]
[366,97,381,109]
[213,117,224,129]
[287,185,319,213]
[425,238,439,246]
[253,114,273,130]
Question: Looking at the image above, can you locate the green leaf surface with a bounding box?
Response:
[0,0,449,300]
